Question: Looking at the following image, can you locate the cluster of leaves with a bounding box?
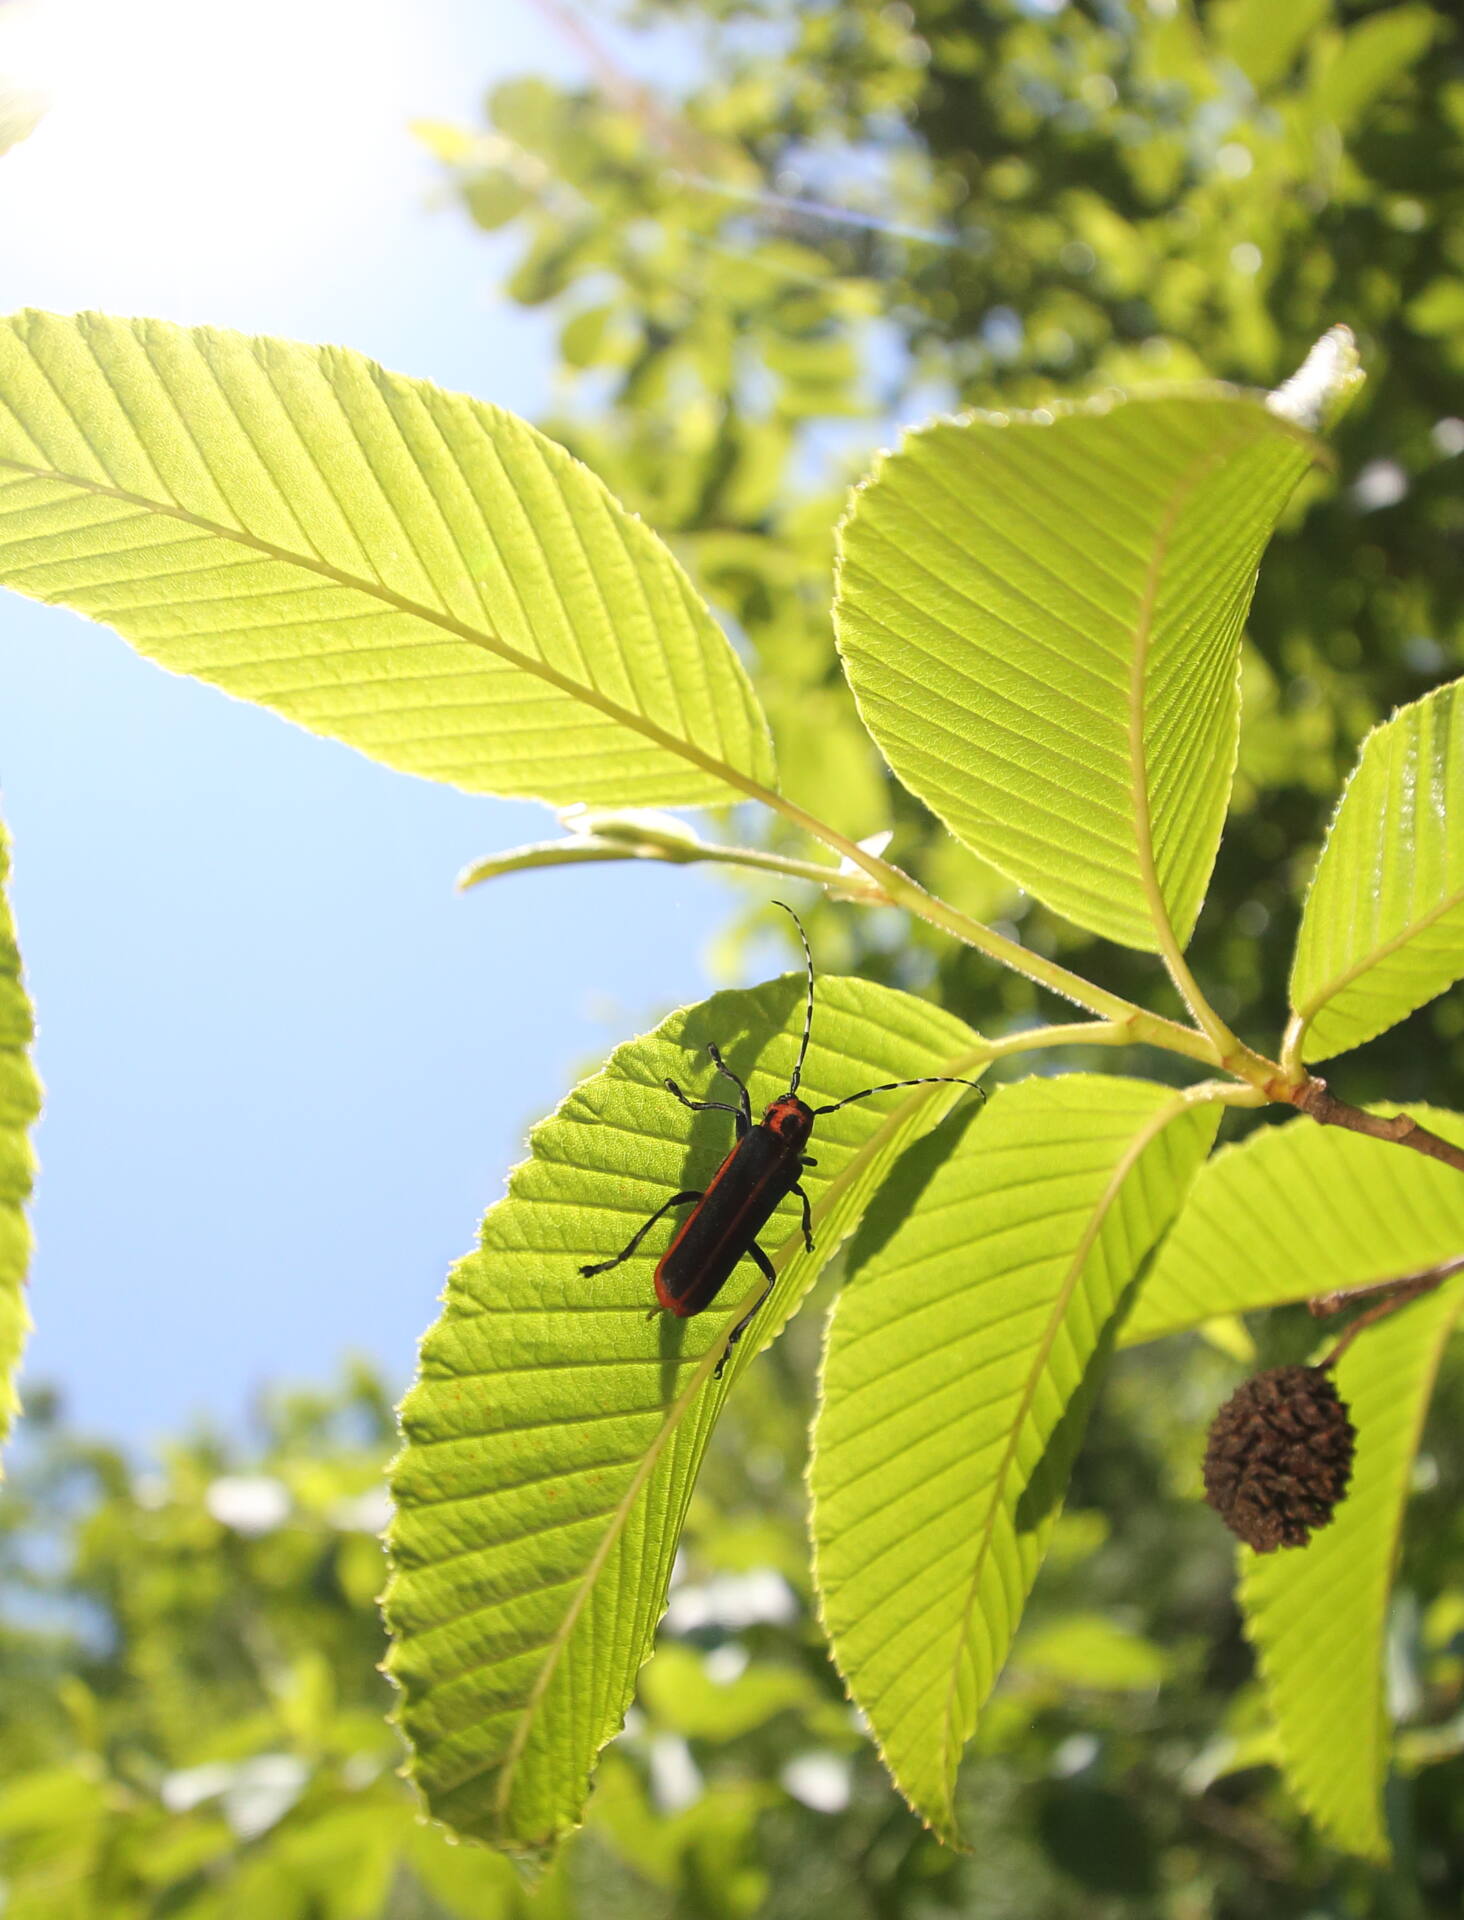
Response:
[0,300,1458,1880]
[425,0,1464,1038]
[0,0,1462,1906]
[4,1354,1464,1919]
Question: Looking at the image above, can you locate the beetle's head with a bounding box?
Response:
[762,1093,815,1145]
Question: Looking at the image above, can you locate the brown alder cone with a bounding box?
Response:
[1203,1365,1357,1552]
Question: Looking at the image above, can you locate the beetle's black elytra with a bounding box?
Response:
[579,903,984,1372]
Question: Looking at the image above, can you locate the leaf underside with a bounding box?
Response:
[1290,679,1464,1062]
[835,391,1315,951]
[0,820,40,1458]
[1242,1278,1464,1862]
[812,1075,1218,1841]
[1124,1106,1464,1345]
[384,974,980,1851]
[0,310,774,808]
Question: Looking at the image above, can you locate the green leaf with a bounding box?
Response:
[0,819,39,1458]
[0,312,774,809]
[405,1814,561,1919]
[456,836,653,886]
[811,1076,1218,1841]
[383,975,981,1851]
[834,391,1317,950]
[1125,1108,1464,1345]
[1406,278,1464,340]
[1289,682,1464,1064]
[637,1644,819,1741]
[458,810,707,890]
[1015,1613,1170,1692]
[1215,0,1330,92]
[1242,1277,1464,1862]
[1313,6,1436,132]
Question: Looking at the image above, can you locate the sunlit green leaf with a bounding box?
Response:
[384,975,981,1850]
[834,391,1317,950]
[1125,1108,1464,1345]
[812,1076,1218,1841]
[0,311,774,810]
[0,819,39,1459]
[1313,5,1436,131]
[1289,681,1464,1063]
[1242,1278,1464,1862]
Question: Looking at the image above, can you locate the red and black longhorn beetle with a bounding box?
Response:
[581,903,984,1374]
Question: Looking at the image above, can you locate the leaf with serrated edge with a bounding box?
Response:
[384,974,982,1850]
[835,391,1316,951]
[1290,682,1464,1063]
[1124,1107,1464,1346]
[812,1075,1218,1842]
[0,311,774,808]
[0,822,40,1459]
[1243,1278,1464,1862]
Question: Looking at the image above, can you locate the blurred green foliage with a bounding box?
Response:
[5,1332,1464,1915]
[8,0,1464,1911]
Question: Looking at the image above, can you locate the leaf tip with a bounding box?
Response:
[1267,326,1364,434]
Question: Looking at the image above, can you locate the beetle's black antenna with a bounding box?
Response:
[771,900,815,1096]
[811,1077,986,1117]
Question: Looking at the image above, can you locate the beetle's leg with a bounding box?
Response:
[663,1079,746,1137]
[790,1181,815,1255]
[714,1242,776,1378]
[707,1043,754,1132]
[580,1190,703,1277]
[801,1155,817,1167]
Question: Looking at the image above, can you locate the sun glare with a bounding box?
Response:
[0,0,419,309]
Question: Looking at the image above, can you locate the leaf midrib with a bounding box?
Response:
[935,1092,1190,1831]
[435,1059,984,1837]
[1126,436,1243,958]
[0,452,774,805]
[1293,883,1464,1031]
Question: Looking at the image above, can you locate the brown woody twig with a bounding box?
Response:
[1287,1078,1464,1178]
[1311,1254,1464,1371]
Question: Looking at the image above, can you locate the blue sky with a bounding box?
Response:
[0,0,740,1446]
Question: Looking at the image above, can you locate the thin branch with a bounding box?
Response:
[757,785,1244,1070]
[1286,1079,1464,1178]
[1308,1253,1464,1320]
[1125,443,1247,1066]
[1313,1255,1464,1370]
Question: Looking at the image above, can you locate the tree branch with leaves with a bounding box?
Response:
[0,310,1459,1865]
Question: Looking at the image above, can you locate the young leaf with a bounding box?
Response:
[1289,681,1464,1063]
[383,975,980,1851]
[1242,1277,1464,1861]
[0,820,39,1457]
[0,311,774,809]
[1124,1107,1464,1345]
[834,391,1318,951]
[811,1076,1218,1842]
